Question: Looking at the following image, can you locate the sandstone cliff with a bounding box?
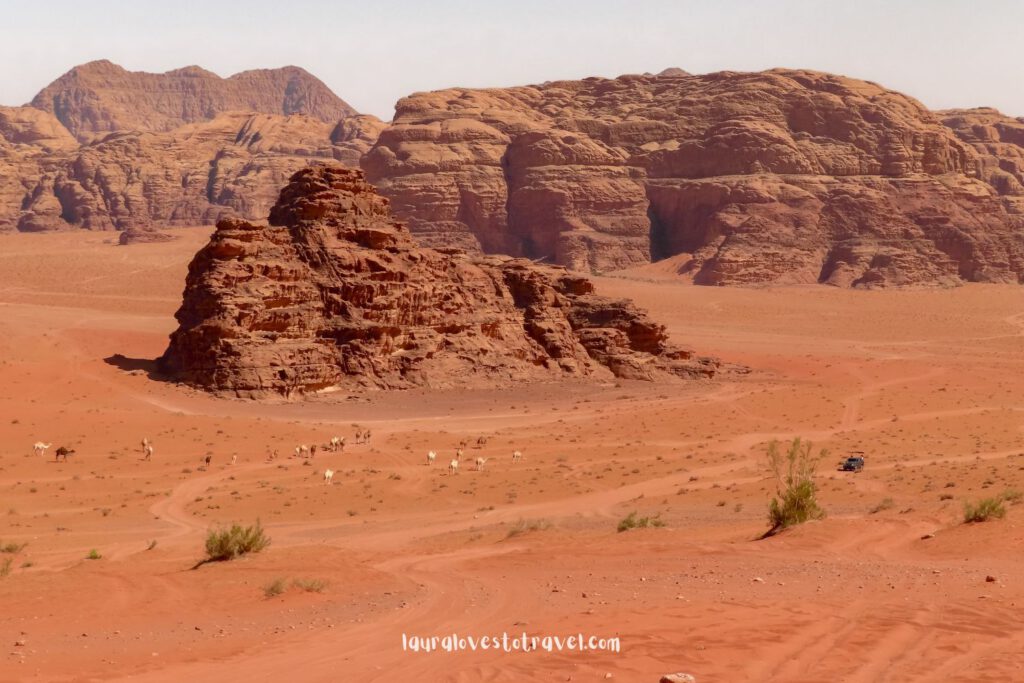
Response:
[31,60,356,142]
[2,58,388,234]
[363,69,1024,286]
[159,166,717,397]
[940,108,1024,213]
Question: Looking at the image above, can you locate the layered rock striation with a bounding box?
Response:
[159,166,717,396]
[363,69,1024,286]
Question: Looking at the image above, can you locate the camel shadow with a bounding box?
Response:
[103,354,172,383]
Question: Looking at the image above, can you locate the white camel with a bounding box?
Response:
[295,444,310,458]
[475,457,488,471]
[456,447,464,461]
[33,442,52,458]
[330,436,345,452]
[448,459,459,475]
[141,437,150,453]
[427,450,436,466]
[324,469,335,485]
[231,454,237,465]
[512,450,523,463]
[143,443,154,461]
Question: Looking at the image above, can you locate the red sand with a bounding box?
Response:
[2,229,1024,682]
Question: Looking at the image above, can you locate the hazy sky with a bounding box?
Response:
[2,0,1021,120]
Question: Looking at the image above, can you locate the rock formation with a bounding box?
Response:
[0,106,78,231]
[940,108,1024,213]
[159,165,717,397]
[0,61,383,234]
[31,60,356,142]
[363,69,1024,287]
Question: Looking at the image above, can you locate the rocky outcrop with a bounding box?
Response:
[940,108,1024,211]
[17,112,338,231]
[364,69,1024,286]
[31,60,356,142]
[0,61,381,235]
[159,165,717,397]
[118,228,176,245]
[0,106,77,231]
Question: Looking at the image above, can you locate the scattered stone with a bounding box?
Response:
[660,674,697,683]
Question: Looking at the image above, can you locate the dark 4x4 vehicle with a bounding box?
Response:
[839,453,865,472]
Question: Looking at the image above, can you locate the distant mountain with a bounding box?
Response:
[30,60,357,142]
[0,60,379,233]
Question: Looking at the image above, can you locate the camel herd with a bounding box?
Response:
[31,429,523,481]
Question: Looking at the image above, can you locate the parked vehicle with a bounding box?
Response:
[839,452,865,472]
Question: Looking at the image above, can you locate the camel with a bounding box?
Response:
[364,429,372,445]
[33,442,52,458]
[426,450,436,466]
[310,444,318,458]
[141,437,150,453]
[448,459,459,475]
[143,443,154,461]
[231,454,237,465]
[512,450,523,463]
[354,429,364,445]
[324,469,334,485]
[203,455,212,468]
[330,436,345,452]
[456,448,464,461]
[476,436,488,448]
[295,445,310,458]
[55,446,75,462]
[475,457,488,471]
[458,438,469,449]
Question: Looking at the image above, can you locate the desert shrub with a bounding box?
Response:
[0,541,26,554]
[204,521,270,562]
[765,438,826,536]
[264,577,287,598]
[292,578,328,593]
[86,549,101,560]
[963,497,1006,523]
[1001,489,1023,504]
[616,511,665,533]
[0,557,11,577]
[870,497,895,514]
[505,518,552,538]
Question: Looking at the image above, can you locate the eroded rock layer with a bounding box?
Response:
[160,166,717,396]
[363,69,1024,286]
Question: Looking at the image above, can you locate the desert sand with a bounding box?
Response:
[2,229,1024,682]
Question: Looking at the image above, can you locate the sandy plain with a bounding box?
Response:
[1,229,1024,682]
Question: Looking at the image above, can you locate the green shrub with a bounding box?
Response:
[264,577,287,598]
[204,521,270,562]
[616,511,666,533]
[765,438,826,536]
[505,518,552,538]
[870,497,895,514]
[292,578,328,593]
[86,549,101,560]
[963,497,1006,523]
[1001,489,1023,504]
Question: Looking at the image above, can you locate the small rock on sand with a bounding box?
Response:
[660,674,697,683]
